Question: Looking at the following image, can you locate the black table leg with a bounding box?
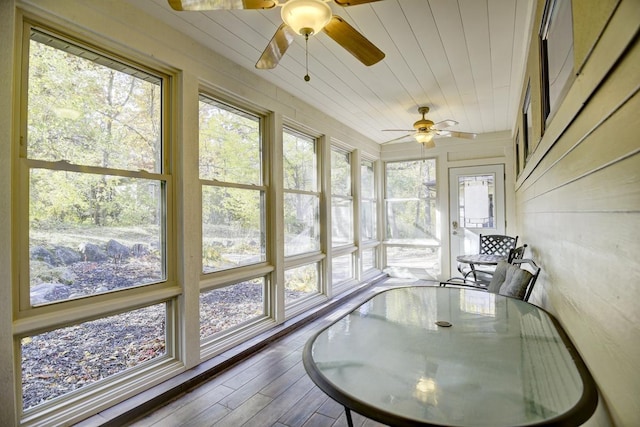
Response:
[344,406,354,427]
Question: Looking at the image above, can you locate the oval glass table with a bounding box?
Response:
[303,286,598,427]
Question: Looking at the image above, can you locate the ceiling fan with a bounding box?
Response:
[168,0,385,80]
[382,106,477,148]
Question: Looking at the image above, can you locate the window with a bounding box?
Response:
[384,159,440,278]
[360,159,378,273]
[283,128,322,309]
[360,159,377,242]
[515,130,522,176]
[199,278,267,341]
[523,82,533,161]
[283,129,320,257]
[198,95,269,345]
[199,97,266,273]
[540,0,574,123]
[458,174,495,228]
[19,26,172,417]
[331,147,353,248]
[284,262,320,304]
[330,146,356,286]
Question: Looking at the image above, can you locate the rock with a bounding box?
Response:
[78,243,107,262]
[30,283,70,304]
[30,246,59,266]
[54,246,82,265]
[106,240,130,262]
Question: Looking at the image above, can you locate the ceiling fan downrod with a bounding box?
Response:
[304,33,311,82]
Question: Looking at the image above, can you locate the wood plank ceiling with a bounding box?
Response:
[127,0,534,144]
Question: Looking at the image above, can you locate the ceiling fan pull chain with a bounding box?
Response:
[304,33,310,82]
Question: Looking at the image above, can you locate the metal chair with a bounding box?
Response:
[442,258,540,302]
[508,244,528,263]
[468,243,528,284]
[457,234,518,280]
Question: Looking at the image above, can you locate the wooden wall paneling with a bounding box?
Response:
[514,2,640,425]
[572,0,621,73]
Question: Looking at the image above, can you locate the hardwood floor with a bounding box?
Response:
[126,278,427,427]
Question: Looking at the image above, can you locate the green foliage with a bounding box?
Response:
[283,131,317,191]
[30,260,76,286]
[331,149,351,196]
[27,37,161,230]
[202,245,223,265]
[385,160,438,240]
[286,265,317,293]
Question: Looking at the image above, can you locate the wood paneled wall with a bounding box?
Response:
[514,1,639,425]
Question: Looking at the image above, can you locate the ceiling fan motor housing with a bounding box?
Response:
[413,118,434,131]
[414,106,434,131]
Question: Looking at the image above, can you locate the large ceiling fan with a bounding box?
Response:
[382,106,477,148]
[168,0,385,79]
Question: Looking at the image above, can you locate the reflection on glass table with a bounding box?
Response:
[303,286,598,427]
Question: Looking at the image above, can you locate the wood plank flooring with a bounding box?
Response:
[127,279,426,427]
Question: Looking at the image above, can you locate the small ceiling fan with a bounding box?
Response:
[168,0,385,80]
[382,106,477,148]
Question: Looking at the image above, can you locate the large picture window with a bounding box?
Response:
[19,26,172,417]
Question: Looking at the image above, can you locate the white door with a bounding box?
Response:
[449,165,506,278]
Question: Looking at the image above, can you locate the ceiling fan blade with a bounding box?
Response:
[333,0,383,5]
[256,24,296,69]
[451,131,477,139]
[168,0,276,11]
[322,16,385,66]
[435,130,477,140]
[382,129,415,132]
[381,134,413,145]
[434,119,458,130]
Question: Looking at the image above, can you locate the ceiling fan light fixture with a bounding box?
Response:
[281,0,332,36]
[415,131,434,146]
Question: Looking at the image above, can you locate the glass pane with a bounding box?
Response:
[332,254,353,284]
[29,169,164,306]
[386,200,437,241]
[283,129,317,191]
[200,279,266,340]
[458,174,495,228]
[545,0,573,115]
[285,263,320,304]
[361,200,376,241]
[331,149,351,196]
[202,186,265,273]
[284,193,320,256]
[361,160,375,199]
[199,98,261,185]
[386,160,436,199]
[362,248,376,272]
[28,34,161,173]
[386,246,441,278]
[332,197,353,247]
[21,303,166,410]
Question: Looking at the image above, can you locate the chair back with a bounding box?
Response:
[479,234,518,257]
[507,244,528,263]
[487,258,540,302]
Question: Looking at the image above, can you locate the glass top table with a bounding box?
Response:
[303,286,597,427]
